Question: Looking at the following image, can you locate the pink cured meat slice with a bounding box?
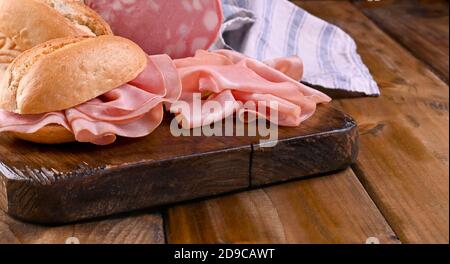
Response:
[171,50,332,129]
[85,0,223,59]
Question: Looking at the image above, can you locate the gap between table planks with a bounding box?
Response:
[166,0,448,244]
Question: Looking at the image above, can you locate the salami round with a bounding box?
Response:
[85,0,223,59]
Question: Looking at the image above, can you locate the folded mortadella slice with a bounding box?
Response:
[0,111,69,133]
[211,50,304,81]
[66,54,182,145]
[171,50,331,128]
[0,54,182,145]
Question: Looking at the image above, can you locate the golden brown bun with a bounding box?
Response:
[0,35,147,114]
[10,124,76,144]
[0,0,112,51]
[0,32,22,78]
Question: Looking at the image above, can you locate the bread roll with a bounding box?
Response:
[0,35,147,114]
[0,35,148,144]
[0,0,113,78]
[0,0,112,50]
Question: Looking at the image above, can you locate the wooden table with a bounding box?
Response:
[0,0,448,244]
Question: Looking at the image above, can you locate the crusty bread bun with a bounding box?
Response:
[9,125,76,144]
[0,35,147,114]
[0,32,22,77]
[0,0,112,51]
[0,35,147,144]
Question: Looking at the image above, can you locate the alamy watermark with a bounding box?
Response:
[169,93,280,148]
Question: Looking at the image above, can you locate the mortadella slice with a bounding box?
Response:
[85,0,223,59]
[171,50,332,129]
[0,111,70,133]
[67,55,182,145]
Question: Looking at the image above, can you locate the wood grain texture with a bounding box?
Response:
[353,0,449,83]
[0,105,357,223]
[295,0,449,243]
[166,169,400,244]
[0,209,164,244]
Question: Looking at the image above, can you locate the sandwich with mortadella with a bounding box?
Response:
[0,36,181,145]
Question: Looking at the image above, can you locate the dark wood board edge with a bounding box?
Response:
[1,146,251,224]
[0,175,7,216]
[251,114,359,187]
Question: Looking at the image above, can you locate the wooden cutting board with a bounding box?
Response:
[0,105,358,223]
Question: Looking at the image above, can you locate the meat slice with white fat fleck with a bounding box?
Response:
[85,0,223,59]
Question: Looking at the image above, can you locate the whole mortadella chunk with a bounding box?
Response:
[85,0,223,59]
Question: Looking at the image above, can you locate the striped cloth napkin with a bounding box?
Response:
[213,0,380,96]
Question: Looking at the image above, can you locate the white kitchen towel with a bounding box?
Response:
[214,0,380,96]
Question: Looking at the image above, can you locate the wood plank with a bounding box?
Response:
[295,0,449,243]
[353,0,449,83]
[0,210,164,244]
[0,105,357,224]
[71,213,164,244]
[166,169,400,244]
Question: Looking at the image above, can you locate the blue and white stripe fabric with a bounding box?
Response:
[213,0,380,96]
